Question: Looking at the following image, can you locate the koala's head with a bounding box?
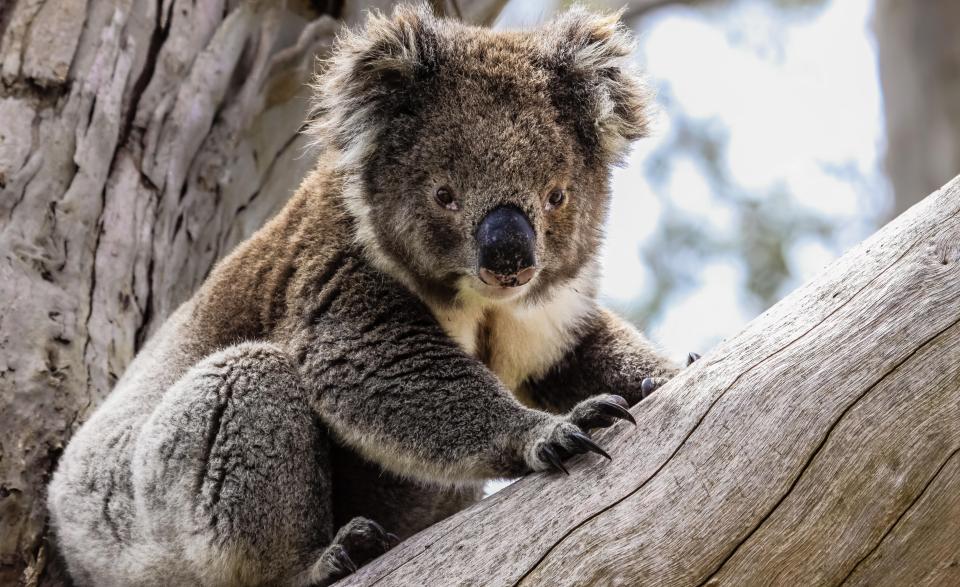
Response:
[309,4,649,307]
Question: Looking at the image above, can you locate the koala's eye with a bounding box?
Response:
[546,188,565,211]
[435,187,459,211]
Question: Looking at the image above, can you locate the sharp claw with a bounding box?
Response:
[540,444,569,475]
[336,548,357,573]
[368,519,386,535]
[569,431,611,460]
[687,352,701,366]
[608,394,629,408]
[641,377,657,397]
[598,399,637,425]
[386,532,399,545]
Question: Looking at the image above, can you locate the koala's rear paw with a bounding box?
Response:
[332,516,397,568]
[527,394,634,475]
[312,543,356,585]
[307,517,397,586]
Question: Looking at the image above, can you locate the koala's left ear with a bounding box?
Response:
[542,8,650,163]
[307,4,441,164]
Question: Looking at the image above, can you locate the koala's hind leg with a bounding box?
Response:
[132,342,386,586]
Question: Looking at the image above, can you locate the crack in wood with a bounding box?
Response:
[119,0,173,149]
[838,447,960,585]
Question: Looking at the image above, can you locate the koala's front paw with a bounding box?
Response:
[640,352,702,399]
[526,394,635,475]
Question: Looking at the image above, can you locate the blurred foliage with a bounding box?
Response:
[768,0,827,9]
[608,0,852,332]
[624,85,834,328]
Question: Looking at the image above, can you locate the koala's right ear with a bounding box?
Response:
[307,4,440,165]
[541,8,650,165]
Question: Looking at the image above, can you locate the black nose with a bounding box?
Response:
[476,206,537,287]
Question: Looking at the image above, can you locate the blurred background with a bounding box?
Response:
[496,0,958,360]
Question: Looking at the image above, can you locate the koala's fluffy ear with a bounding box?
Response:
[542,8,650,163]
[307,3,440,165]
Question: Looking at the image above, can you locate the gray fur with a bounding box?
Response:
[48,5,676,586]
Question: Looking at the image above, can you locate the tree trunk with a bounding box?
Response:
[875,0,960,217]
[0,1,503,585]
[340,176,960,586]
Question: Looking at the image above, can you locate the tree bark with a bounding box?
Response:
[875,0,960,217]
[340,176,960,586]
[0,1,503,585]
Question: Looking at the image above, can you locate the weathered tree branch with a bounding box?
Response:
[340,176,960,586]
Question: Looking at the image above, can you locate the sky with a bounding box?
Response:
[500,0,886,361]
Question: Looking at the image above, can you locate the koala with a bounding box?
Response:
[47,5,682,586]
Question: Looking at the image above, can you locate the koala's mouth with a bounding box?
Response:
[478,266,537,288]
[465,271,538,302]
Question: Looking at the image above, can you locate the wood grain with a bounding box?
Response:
[339,176,960,586]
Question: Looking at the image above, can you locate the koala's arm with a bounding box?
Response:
[523,308,680,414]
[287,259,632,483]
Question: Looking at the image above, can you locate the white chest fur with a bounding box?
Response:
[430,273,596,399]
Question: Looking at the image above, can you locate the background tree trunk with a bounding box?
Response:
[875,0,960,217]
[0,1,503,584]
[339,176,960,586]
